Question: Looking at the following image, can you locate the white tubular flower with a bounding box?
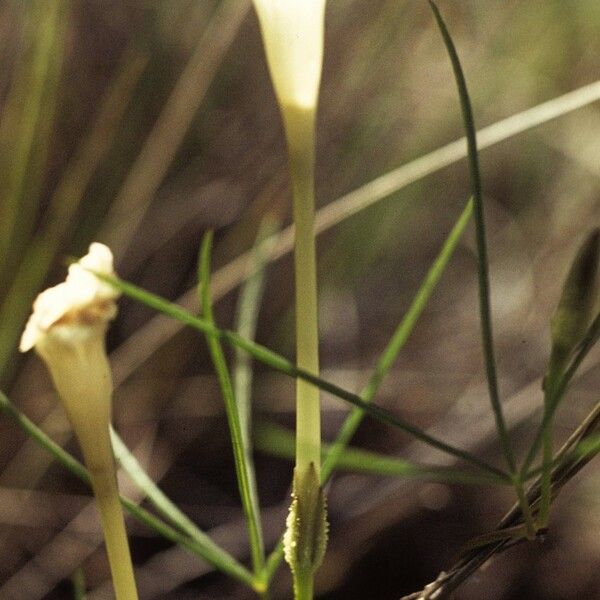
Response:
[20,243,120,466]
[252,0,327,110]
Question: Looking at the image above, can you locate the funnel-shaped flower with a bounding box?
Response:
[20,243,119,459]
[20,243,138,600]
[252,0,326,110]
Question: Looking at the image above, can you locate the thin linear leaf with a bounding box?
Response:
[429,0,515,474]
[109,428,239,567]
[321,197,474,483]
[0,391,259,591]
[233,218,279,570]
[255,422,510,486]
[198,231,265,574]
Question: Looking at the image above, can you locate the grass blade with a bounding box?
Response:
[233,219,279,568]
[428,0,515,474]
[109,428,242,568]
[199,231,266,574]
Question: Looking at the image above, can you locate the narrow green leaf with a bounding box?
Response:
[233,218,279,571]
[109,428,236,564]
[256,422,510,486]
[429,0,516,474]
[198,231,265,573]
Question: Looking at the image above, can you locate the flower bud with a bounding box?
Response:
[284,463,328,583]
[550,229,600,375]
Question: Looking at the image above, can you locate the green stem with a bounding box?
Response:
[513,476,536,539]
[284,104,321,480]
[295,571,313,600]
[538,417,553,527]
[90,467,138,600]
[199,232,265,575]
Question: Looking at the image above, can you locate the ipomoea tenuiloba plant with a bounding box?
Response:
[252,1,328,598]
[20,243,138,600]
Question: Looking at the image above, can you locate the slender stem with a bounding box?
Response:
[77,420,137,600]
[283,103,321,600]
[429,0,515,474]
[71,568,87,600]
[90,467,138,600]
[199,232,265,575]
[538,418,554,527]
[513,476,536,539]
[284,104,321,480]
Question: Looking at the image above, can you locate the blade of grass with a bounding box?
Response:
[93,269,507,480]
[232,219,279,572]
[109,428,245,570]
[0,0,65,284]
[428,0,515,474]
[199,231,265,575]
[322,197,474,482]
[255,422,510,486]
[0,391,260,591]
[428,0,535,539]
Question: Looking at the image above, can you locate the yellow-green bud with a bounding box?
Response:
[284,463,329,585]
[550,229,600,375]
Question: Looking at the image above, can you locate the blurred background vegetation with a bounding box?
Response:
[1,0,600,598]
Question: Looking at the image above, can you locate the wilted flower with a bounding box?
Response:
[20,242,120,466]
[252,0,327,110]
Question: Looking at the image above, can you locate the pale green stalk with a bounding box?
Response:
[284,105,321,479]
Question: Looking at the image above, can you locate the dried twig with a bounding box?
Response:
[401,399,600,599]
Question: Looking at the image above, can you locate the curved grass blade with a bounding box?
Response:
[428,0,515,474]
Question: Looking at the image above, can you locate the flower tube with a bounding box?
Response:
[252,2,328,598]
[20,243,138,600]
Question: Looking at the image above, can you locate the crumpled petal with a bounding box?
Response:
[20,243,120,352]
